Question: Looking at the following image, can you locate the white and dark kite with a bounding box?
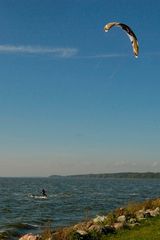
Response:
[104,22,139,58]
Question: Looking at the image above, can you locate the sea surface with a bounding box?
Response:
[0,177,160,239]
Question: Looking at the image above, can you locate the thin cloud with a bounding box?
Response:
[0,44,78,58]
[0,44,133,59]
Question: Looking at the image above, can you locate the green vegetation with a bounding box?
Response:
[102,216,160,240]
[67,172,160,179]
[49,172,160,179]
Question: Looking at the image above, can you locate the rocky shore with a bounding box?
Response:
[19,197,160,240]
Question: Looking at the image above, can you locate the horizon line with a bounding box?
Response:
[0,171,160,178]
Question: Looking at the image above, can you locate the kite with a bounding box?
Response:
[104,22,139,58]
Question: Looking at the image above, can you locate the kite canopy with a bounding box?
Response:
[104,22,139,58]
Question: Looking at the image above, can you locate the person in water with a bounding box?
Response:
[42,189,47,197]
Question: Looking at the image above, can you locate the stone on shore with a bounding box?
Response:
[76,229,88,235]
[145,207,160,217]
[135,209,145,221]
[117,215,126,223]
[19,233,39,240]
[113,222,124,230]
[93,215,107,223]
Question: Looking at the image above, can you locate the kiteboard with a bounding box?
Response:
[29,194,48,199]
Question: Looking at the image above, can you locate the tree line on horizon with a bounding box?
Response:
[49,172,160,179]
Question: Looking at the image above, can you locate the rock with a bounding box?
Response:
[135,210,145,221]
[88,224,115,235]
[113,222,124,230]
[128,218,137,224]
[85,220,93,229]
[145,207,160,217]
[88,224,102,232]
[117,215,126,223]
[73,231,89,240]
[102,225,116,234]
[76,230,88,235]
[73,223,81,230]
[73,223,86,231]
[93,215,107,223]
[119,208,125,215]
[19,233,39,240]
[152,207,160,216]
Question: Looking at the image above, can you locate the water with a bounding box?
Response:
[0,177,160,239]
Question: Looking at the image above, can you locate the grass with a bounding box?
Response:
[101,216,160,240]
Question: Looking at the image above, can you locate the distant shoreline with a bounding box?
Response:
[1,172,160,178]
[49,172,160,179]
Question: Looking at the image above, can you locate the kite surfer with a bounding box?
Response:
[42,189,47,197]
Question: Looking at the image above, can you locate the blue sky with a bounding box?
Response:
[0,0,160,176]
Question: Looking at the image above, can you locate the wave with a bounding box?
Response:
[0,223,39,240]
[0,229,20,240]
[6,222,38,230]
